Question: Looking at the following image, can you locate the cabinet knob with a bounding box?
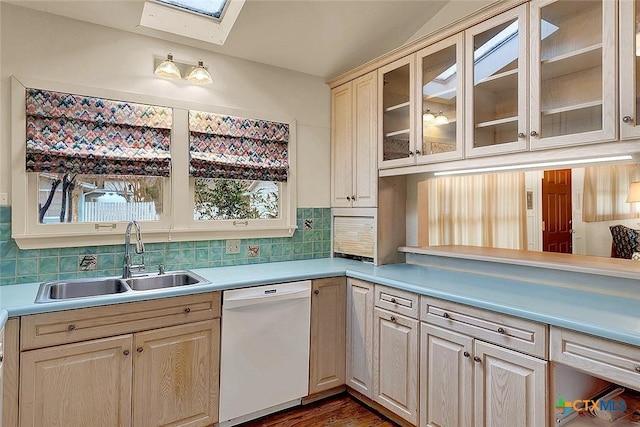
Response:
[518,132,525,138]
[346,196,351,201]
[68,324,76,332]
[497,327,505,334]
[623,116,633,124]
[390,298,397,304]
[184,307,191,314]
[463,351,470,358]
[123,350,130,356]
[352,195,356,200]
[0,354,3,362]
[415,150,421,155]
[390,316,397,323]
[530,131,538,137]
[473,356,482,363]
[408,151,414,156]
[137,347,144,353]
[314,289,320,295]
[635,366,640,373]
[443,312,450,319]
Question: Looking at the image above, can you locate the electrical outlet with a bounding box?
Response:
[226,239,241,254]
[0,193,7,205]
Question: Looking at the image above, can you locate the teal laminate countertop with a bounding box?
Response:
[0,258,639,347]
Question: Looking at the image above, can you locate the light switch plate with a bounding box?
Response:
[226,239,241,254]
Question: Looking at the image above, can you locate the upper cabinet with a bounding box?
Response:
[331,71,378,208]
[416,33,465,163]
[620,0,640,139]
[465,5,529,157]
[379,56,415,169]
[530,0,617,148]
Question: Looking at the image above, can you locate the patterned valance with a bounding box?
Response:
[25,88,172,177]
[189,110,289,182]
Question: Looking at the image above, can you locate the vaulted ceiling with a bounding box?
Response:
[6,0,455,78]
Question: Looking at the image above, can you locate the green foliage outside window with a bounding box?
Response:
[194,178,279,220]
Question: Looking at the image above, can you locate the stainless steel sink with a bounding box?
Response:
[35,278,130,303]
[34,270,209,303]
[125,271,207,291]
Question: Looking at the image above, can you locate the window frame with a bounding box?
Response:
[11,76,297,249]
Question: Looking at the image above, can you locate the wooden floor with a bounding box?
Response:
[239,394,399,427]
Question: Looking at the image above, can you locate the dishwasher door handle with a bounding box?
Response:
[223,287,310,310]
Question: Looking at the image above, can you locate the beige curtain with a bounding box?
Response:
[583,164,640,222]
[419,172,527,249]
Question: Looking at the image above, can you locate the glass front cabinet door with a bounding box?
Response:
[530,0,616,148]
[415,33,465,164]
[465,5,529,158]
[620,0,640,139]
[379,56,415,169]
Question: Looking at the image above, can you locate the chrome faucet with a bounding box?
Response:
[122,220,145,279]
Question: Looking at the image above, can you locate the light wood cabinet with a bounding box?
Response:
[465,4,529,158]
[133,320,219,427]
[309,277,346,395]
[420,298,548,427]
[529,0,617,148]
[20,335,133,427]
[379,56,416,169]
[18,293,221,427]
[416,33,465,163]
[331,71,377,208]
[2,318,19,427]
[620,0,640,139]
[346,278,375,398]
[373,307,419,425]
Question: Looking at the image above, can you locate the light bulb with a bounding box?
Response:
[187,60,213,85]
[423,109,435,123]
[434,111,449,125]
[154,53,181,80]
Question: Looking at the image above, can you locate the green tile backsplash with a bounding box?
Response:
[0,206,331,285]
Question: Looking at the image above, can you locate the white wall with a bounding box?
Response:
[0,3,330,207]
[405,0,495,44]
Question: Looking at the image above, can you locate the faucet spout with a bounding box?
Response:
[123,220,145,279]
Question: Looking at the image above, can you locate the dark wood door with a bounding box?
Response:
[542,169,572,253]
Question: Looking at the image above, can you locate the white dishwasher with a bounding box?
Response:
[218,280,311,426]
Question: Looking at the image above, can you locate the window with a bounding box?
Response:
[156,0,227,19]
[583,164,640,222]
[11,77,296,249]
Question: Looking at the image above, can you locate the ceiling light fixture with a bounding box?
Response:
[433,155,634,176]
[434,111,449,125]
[153,54,213,85]
[187,60,213,85]
[154,53,182,79]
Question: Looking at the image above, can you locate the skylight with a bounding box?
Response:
[157,0,227,19]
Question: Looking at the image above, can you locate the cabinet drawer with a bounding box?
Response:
[21,292,221,350]
[421,296,547,359]
[374,285,419,319]
[550,327,640,391]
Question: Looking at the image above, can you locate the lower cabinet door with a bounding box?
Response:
[132,319,220,427]
[20,335,133,427]
[373,308,418,425]
[474,340,547,427]
[420,323,473,427]
[346,278,375,398]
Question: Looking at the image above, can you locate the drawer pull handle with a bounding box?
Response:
[635,366,640,373]
[184,307,191,314]
[390,316,397,323]
[443,312,450,319]
[68,324,76,332]
[497,327,505,334]
[137,347,144,353]
[123,350,130,356]
[473,356,482,363]
[463,351,470,358]
[390,298,397,304]
[314,290,320,295]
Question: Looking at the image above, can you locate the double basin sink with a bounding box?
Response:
[35,270,209,303]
